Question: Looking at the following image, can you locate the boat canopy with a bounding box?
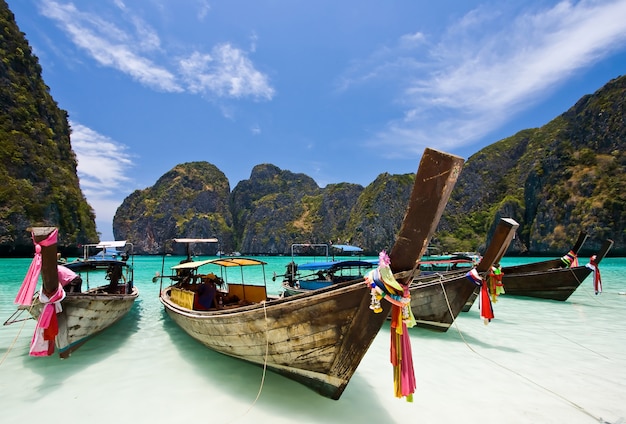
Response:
[173,238,219,244]
[94,240,128,249]
[298,259,376,271]
[331,244,363,252]
[208,258,267,267]
[298,261,338,271]
[171,259,214,270]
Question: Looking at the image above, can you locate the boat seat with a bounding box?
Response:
[227,284,267,303]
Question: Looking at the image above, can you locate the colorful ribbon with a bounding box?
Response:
[29,285,65,356]
[560,250,579,268]
[586,255,602,295]
[465,268,482,287]
[487,264,504,302]
[15,228,58,306]
[466,268,494,324]
[365,250,416,402]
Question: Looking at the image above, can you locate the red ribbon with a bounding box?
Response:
[589,255,602,295]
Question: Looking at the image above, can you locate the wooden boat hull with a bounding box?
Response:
[500,239,613,301]
[500,266,592,301]
[410,217,519,330]
[462,289,478,312]
[462,260,591,307]
[28,287,139,358]
[161,280,384,400]
[409,274,477,331]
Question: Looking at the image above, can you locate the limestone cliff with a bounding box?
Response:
[113,69,626,256]
[113,162,232,255]
[0,1,97,256]
[439,75,626,256]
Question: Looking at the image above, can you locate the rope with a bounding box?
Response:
[568,267,606,305]
[228,301,269,423]
[0,319,28,367]
[438,280,611,423]
[0,303,36,367]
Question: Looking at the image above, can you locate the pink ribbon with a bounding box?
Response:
[14,229,58,306]
[29,285,66,356]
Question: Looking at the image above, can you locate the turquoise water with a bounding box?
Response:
[1,255,625,423]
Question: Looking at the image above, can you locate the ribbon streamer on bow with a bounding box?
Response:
[466,268,494,324]
[29,285,66,356]
[365,251,416,402]
[586,255,602,295]
[14,228,59,306]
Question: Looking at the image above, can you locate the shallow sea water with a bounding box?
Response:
[1,255,625,423]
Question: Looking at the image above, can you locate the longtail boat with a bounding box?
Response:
[462,231,590,310]
[500,236,614,301]
[7,228,139,358]
[408,217,519,331]
[157,148,464,400]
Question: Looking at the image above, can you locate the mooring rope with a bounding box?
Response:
[0,303,35,367]
[0,319,27,367]
[568,267,607,305]
[229,301,269,423]
[438,279,614,423]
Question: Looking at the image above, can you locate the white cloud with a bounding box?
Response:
[39,1,275,101]
[197,0,211,21]
[69,122,134,226]
[179,44,275,100]
[399,31,426,49]
[357,0,626,155]
[40,0,182,92]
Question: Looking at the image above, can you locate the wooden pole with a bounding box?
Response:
[478,217,519,272]
[594,239,614,264]
[30,226,59,296]
[389,148,465,284]
[572,231,589,255]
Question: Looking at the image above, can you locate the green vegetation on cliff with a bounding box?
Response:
[0,1,97,256]
[113,161,232,255]
[113,72,626,257]
[439,75,626,255]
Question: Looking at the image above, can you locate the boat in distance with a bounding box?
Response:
[280,257,377,296]
[501,235,614,301]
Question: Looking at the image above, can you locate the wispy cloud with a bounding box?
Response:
[179,45,275,100]
[70,122,133,227]
[39,0,274,100]
[40,1,181,93]
[196,0,211,21]
[350,0,626,155]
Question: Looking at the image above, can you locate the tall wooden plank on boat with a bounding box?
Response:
[390,151,463,279]
[159,147,465,399]
[479,218,519,270]
[31,227,59,296]
[462,221,537,312]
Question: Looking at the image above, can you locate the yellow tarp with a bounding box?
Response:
[171,287,195,309]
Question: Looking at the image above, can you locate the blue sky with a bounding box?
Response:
[7,0,626,241]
